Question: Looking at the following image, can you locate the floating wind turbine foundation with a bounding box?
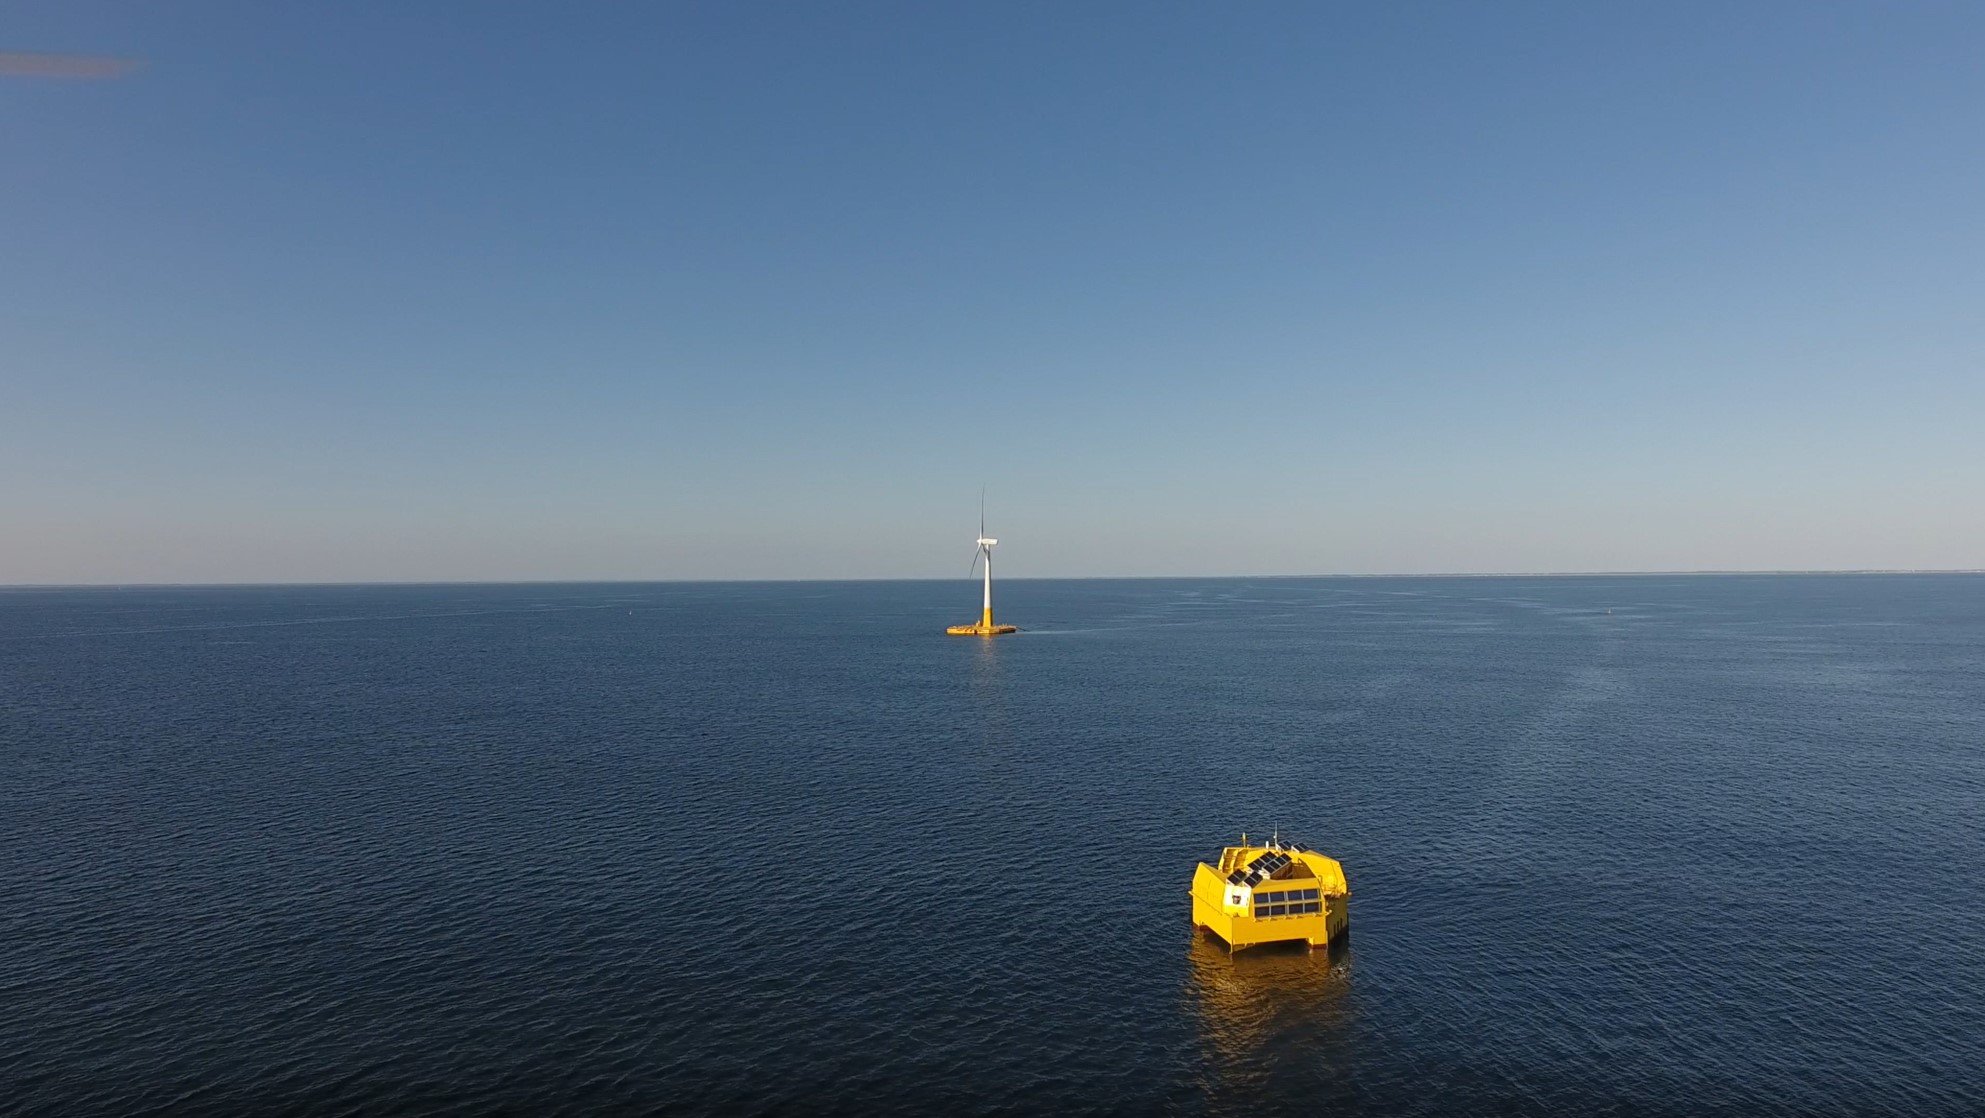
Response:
[947,503,1017,636]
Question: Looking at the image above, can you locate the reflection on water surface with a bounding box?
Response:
[1188,933,1355,1105]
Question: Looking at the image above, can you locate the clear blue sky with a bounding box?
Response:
[5,2,1981,582]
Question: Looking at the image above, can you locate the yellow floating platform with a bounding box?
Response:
[946,622,1018,636]
[1191,836,1350,952]
[946,606,1016,636]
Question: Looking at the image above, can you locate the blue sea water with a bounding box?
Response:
[2,575,1982,1116]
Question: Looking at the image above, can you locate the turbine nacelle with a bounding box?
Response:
[977,537,998,548]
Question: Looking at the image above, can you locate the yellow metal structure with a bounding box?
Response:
[1190,836,1350,952]
[947,606,1016,637]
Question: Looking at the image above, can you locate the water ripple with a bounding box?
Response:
[2,576,1982,1114]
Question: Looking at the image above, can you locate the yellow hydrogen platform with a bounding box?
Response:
[1191,836,1350,952]
[946,503,1017,636]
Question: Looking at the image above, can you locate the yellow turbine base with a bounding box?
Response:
[946,623,1018,636]
[948,607,1016,636]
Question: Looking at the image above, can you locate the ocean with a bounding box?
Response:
[3,575,1982,1115]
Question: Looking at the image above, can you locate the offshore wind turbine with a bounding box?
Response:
[946,492,1018,636]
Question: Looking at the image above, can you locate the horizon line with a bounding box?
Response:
[4,568,1983,590]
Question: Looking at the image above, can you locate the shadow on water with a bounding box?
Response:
[1186,932,1357,1110]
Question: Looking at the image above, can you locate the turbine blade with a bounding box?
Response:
[979,485,986,539]
[969,547,983,578]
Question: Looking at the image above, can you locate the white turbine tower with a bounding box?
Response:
[973,510,997,627]
[948,491,1017,636]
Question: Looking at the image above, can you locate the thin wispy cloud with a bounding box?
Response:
[0,51,142,79]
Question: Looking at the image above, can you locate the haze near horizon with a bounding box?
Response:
[5,3,1981,584]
